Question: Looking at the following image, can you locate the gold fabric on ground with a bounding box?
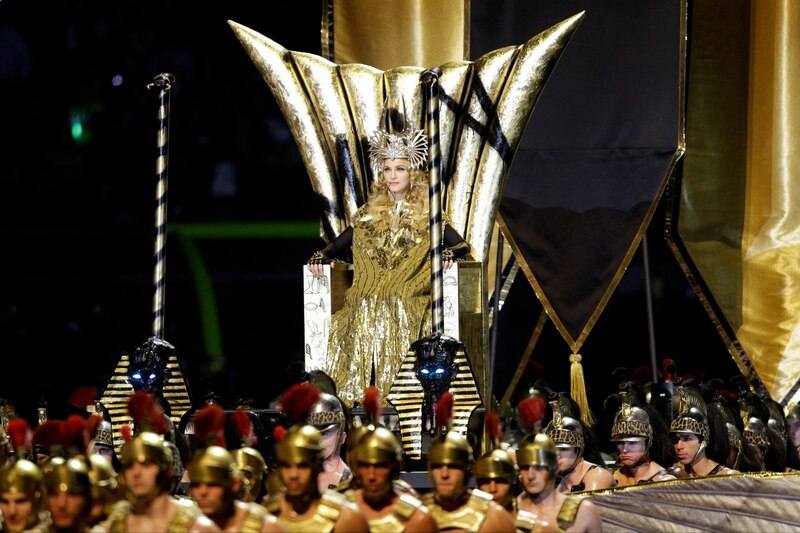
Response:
[589,472,800,532]
[326,203,431,406]
[322,0,468,68]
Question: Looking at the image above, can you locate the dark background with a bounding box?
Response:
[0,0,740,425]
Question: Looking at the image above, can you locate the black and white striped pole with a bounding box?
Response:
[421,67,444,335]
[146,72,175,341]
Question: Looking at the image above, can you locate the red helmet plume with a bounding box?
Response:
[485,411,502,448]
[194,404,226,448]
[273,425,287,444]
[519,396,546,434]
[8,418,32,460]
[61,414,88,457]
[364,386,382,425]
[434,392,454,432]
[280,383,320,425]
[33,419,64,458]
[127,391,168,435]
[230,409,255,447]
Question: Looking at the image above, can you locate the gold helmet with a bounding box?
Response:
[121,390,173,481]
[348,420,372,463]
[355,387,399,466]
[188,445,236,488]
[228,409,267,501]
[0,459,45,528]
[87,454,119,505]
[474,448,517,484]
[474,411,516,484]
[43,456,91,497]
[232,447,267,500]
[428,430,474,469]
[120,430,174,495]
[275,424,324,465]
[516,433,558,475]
[355,425,402,466]
[610,404,653,447]
[121,431,172,471]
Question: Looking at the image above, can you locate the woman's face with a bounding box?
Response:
[382,158,411,200]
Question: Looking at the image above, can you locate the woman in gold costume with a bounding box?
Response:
[306,125,470,406]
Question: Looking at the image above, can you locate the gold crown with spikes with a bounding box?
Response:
[367,128,428,171]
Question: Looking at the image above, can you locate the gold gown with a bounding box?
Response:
[326,201,432,406]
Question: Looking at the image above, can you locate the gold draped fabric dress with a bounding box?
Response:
[325,200,432,406]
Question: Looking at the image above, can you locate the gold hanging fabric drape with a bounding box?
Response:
[679,0,800,405]
[321,0,469,68]
[740,0,800,404]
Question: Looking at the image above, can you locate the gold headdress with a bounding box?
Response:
[367,128,428,171]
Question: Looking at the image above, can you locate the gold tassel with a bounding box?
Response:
[570,353,596,427]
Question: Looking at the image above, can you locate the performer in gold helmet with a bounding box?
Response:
[342,387,436,531]
[268,383,368,532]
[306,119,470,407]
[543,392,614,494]
[86,453,122,527]
[670,406,738,478]
[0,418,50,533]
[515,432,603,533]
[189,444,285,532]
[422,393,515,532]
[94,392,219,532]
[43,456,92,532]
[228,406,270,503]
[610,403,676,486]
[475,412,518,513]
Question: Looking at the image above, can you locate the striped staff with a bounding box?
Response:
[386,70,482,459]
[146,72,175,340]
[421,67,445,334]
[97,73,192,454]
